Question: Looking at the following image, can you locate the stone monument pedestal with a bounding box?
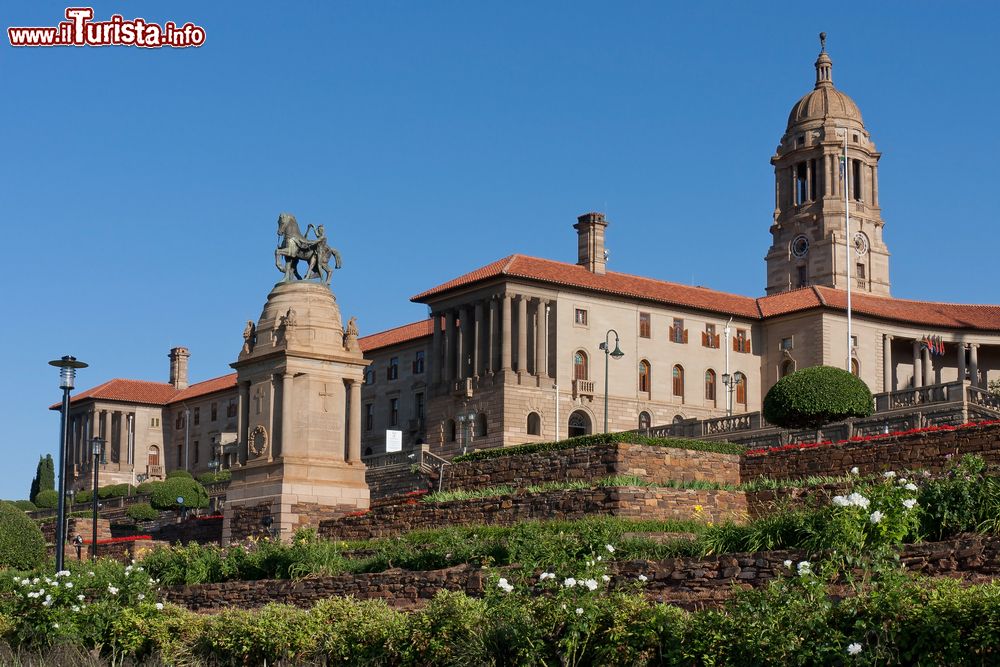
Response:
[223,280,369,542]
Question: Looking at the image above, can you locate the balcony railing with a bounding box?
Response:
[573,379,595,398]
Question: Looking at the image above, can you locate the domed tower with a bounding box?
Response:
[765,34,890,296]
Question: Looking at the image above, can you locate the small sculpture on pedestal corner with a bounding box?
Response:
[242,320,257,355]
[344,316,359,352]
[276,308,297,346]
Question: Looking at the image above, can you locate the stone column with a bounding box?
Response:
[970,344,980,388]
[805,159,813,201]
[102,411,112,462]
[536,299,549,377]
[118,411,128,468]
[912,340,923,388]
[882,334,893,393]
[487,296,498,374]
[958,343,967,383]
[348,379,361,463]
[431,312,442,385]
[87,409,97,466]
[824,154,833,197]
[501,293,512,372]
[238,381,250,463]
[444,311,455,383]
[516,295,528,376]
[922,346,932,386]
[456,306,467,380]
[871,165,879,207]
[281,372,293,456]
[473,301,483,379]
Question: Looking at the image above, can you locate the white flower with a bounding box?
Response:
[596,555,602,562]
[870,511,884,524]
[605,544,615,553]
[52,623,59,629]
[107,585,119,595]
[65,582,73,589]
[847,642,862,655]
[905,483,918,491]
[849,466,859,475]
[52,581,59,588]
[563,577,577,588]
[903,498,918,509]
[584,579,598,591]
[602,574,610,582]
[832,495,850,507]
[539,572,554,581]
[637,574,648,582]
[56,570,70,578]
[71,605,80,612]
[883,471,896,479]
[77,595,85,601]
[125,565,133,574]
[31,578,39,584]
[797,561,812,576]
[497,578,514,594]
[87,572,95,577]
[898,477,908,485]
[155,602,164,610]
[783,559,793,568]
[575,607,584,615]
[137,593,145,601]
[847,493,870,509]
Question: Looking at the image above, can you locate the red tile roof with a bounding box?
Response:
[170,373,237,403]
[411,254,762,318]
[359,319,434,353]
[412,254,1000,331]
[56,373,239,410]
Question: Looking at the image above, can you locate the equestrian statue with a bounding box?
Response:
[274,212,343,285]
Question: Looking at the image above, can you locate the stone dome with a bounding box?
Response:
[785,38,864,131]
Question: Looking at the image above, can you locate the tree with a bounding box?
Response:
[763,365,874,429]
[29,454,55,504]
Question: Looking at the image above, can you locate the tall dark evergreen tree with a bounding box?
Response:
[29,455,55,504]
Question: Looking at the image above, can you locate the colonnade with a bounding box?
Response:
[882,334,982,391]
[68,408,134,473]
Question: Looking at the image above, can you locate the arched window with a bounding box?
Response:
[672,365,685,398]
[672,414,685,424]
[568,410,591,438]
[638,360,651,393]
[573,351,589,381]
[735,372,747,406]
[476,413,488,437]
[851,358,860,377]
[638,411,651,431]
[363,447,373,457]
[446,419,457,443]
[527,412,541,436]
[781,360,795,378]
[147,446,160,467]
[705,369,716,404]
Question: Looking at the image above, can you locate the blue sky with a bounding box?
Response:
[2,2,997,500]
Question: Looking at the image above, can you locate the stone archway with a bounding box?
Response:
[568,410,592,438]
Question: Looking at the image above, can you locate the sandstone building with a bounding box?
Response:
[55,37,1000,487]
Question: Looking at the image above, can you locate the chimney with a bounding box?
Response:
[168,347,190,390]
[574,212,608,275]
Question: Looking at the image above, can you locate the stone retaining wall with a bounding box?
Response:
[319,486,746,541]
[367,464,431,500]
[163,534,1000,612]
[742,423,1000,482]
[443,443,741,492]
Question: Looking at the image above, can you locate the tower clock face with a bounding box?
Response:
[853,232,869,256]
[790,235,810,258]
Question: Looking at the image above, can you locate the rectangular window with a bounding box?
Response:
[193,440,200,464]
[797,265,808,288]
[365,404,373,431]
[211,403,218,421]
[703,324,718,348]
[387,357,399,381]
[796,162,808,204]
[734,328,751,353]
[856,263,866,280]
[670,318,687,344]
[575,308,588,326]
[175,412,184,430]
[227,399,237,419]
[851,335,858,348]
[638,312,651,338]
[365,367,375,385]
[809,158,817,201]
[852,159,863,201]
[389,398,399,427]
[177,445,183,467]
[412,350,425,374]
[150,417,160,428]
[193,407,200,426]
[781,337,794,351]
[415,392,425,419]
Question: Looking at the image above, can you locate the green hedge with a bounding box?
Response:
[5,500,36,512]
[150,477,208,511]
[452,431,744,463]
[33,489,58,509]
[126,502,159,522]
[166,470,193,480]
[136,480,161,496]
[0,502,45,569]
[197,470,231,485]
[763,365,873,429]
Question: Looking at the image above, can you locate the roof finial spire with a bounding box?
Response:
[819,32,827,53]
[814,32,833,88]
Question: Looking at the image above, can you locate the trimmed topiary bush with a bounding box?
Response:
[197,470,232,485]
[33,488,59,509]
[150,477,209,511]
[126,502,159,522]
[7,500,36,511]
[166,470,194,480]
[98,483,135,499]
[136,480,162,496]
[0,502,46,569]
[763,365,874,429]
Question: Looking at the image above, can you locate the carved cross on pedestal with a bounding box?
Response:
[253,385,265,415]
[319,383,336,413]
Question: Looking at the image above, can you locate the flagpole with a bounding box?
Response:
[844,131,852,372]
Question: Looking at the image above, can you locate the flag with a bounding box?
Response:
[839,155,846,180]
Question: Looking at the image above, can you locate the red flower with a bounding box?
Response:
[82,535,153,545]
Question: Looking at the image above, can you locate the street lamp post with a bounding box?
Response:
[90,436,105,560]
[721,373,740,417]
[48,355,87,573]
[598,330,625,434]
[456,411,476,455]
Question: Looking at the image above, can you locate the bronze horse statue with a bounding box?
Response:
[274,213,342,285]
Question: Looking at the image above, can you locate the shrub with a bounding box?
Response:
[126,503,159,522]
[149,477,208,511]
[196,470,231,485]
[7,500,36,512]
[165,470,193,480]
[74,489,92,504]
[763,365,873,429]
[33,489,58,509]
[136,480,162,496]
[99,484,135,499]
[0,502,45,569]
